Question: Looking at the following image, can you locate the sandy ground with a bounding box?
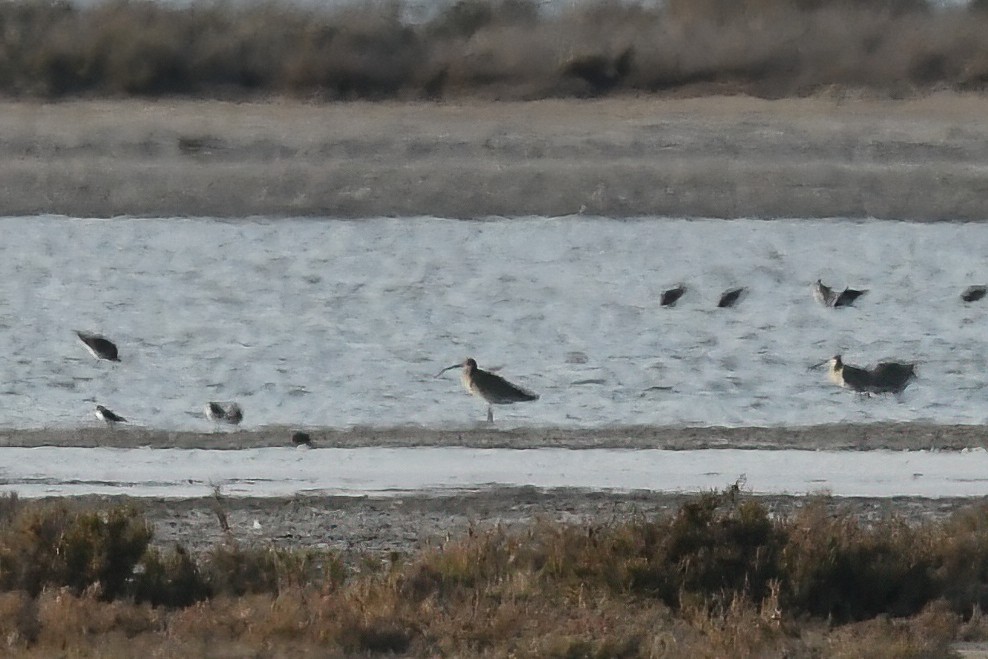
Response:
[1,93,988,221]
[8,93,988,561]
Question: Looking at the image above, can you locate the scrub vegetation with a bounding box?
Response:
[4,0,988,99]
[1,487,988,655]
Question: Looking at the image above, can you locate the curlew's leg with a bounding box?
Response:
[487,405,494,423]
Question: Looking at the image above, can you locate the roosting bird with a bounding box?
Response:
[717,287,746,309]
[661,285,687,307]
[75,330,120,361]
[95,404,127,427]
[813,279,867,308]
[962,285,987,303]
[436,358,539,423]
[811,355,916,395]
[205,401,243,425]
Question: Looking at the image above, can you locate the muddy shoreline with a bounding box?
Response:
[39,488,980,559]
[1,423,984,451]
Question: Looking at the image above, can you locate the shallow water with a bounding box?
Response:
[4,215,988,431]
[1,446,985,498]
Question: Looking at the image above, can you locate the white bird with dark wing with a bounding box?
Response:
[205,401,243,425]
[436,358,539,423]
[75,330,120,361]
[95,404,127,426]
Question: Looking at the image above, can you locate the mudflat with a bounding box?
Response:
[2,93,987,220]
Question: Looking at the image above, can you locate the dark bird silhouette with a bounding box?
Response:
[661,285,687,307]
[75,330,120,361]
[436,358,539,423]
[717,287,746,308]
[811,355,916,395]
[869,361,917,394]
[205,402,243,425]
[95,404,126,426]
[291,431,312,446]
[562,46,634,95]
[813,279,867,308]
[962,285,987,303]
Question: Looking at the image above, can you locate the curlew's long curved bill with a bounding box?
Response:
[807,359,829,371]
[435,364,462,378]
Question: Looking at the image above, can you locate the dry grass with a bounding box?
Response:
[0,0,986,100]
[0,489,988,654]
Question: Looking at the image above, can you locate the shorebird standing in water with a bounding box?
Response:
[814,355,873,392]
[717,287,746,308]
[813,280,867,308]
[811,355,916,395]
[75,331,120,361]
[436,358,539,423]
[95,404,127,427]
[205,401,243,425]
[962,285,987,303]
[661,285,687,307]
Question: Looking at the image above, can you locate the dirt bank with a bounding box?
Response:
[1,423,984,451]
[3,94,988,221]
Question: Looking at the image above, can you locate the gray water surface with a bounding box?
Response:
[3,215,988,430]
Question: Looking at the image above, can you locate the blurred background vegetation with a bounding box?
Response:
[3,0,988,99]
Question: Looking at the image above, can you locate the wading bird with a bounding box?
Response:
[436,358,539,423]
[811,355,916,395]
[95,404,126,427]
[962,285,987,303]
[75,330,120,361]
[717,287,746,308]
[813,280,867,308]
[661,285,687,307]
[205,401,243,425]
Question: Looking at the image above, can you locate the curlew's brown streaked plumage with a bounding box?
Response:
[436,358,539,423]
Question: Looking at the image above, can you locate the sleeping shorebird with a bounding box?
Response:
[813,280,867,308]
[75,330,120,361]
[205,401,243,425]
[661,285,687,307]
[962,285,987,303]
[95,404,127,427]
[811,355,916,395]
[436,358,539,423]
[717,287,746,308]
